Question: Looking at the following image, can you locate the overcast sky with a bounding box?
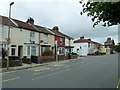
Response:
[0,0,118,44]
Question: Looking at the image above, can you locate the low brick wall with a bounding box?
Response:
[22,58,31,64]
[0,59,22,68]
[70,55,78,59]
[38,56,55,63]
[38,55,68,63]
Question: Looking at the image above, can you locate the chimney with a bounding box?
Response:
[107,38,111,41]
[80,36,84,39]
[52,26,59,31]
[88,39,91,41]
[26,17,34,25]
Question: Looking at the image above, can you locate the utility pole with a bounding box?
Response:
[55,40,58,61]
[7,2,14,70]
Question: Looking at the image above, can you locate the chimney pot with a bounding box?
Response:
[80,36,84,39]
[53,26,59,31]
[88,39,91,41]
[26,17,34,25]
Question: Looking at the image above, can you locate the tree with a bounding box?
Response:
[80,1,120,27]
[114,43,120,52]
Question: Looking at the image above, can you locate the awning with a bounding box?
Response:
[65,46,74,48]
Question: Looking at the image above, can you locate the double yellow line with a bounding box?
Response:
[1,77,20,83]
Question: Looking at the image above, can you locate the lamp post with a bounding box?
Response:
[7,2,14,70]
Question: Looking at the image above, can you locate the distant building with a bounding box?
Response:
[73,37,102,56]
[104,38,115,48]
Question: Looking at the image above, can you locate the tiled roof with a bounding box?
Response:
[1,15,17,27]
[34,25,53,34]
[74,39,91,43]
[1,15,53,34]
[51,29,74,39]
[74,38,101,45]
[13,19,38,31]
[50,30,64,38]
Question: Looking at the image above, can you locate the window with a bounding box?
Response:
[59,47,64,54]
[0,25,2,38]
[31,46,36,56]
[44,34,48,43]
[41,46,50,54]
[11,45,16,56]
[88,43,91,47]
[30,32,35,41]
[27,46,30,56]
[0,44,2,57]
[60,37,63,45]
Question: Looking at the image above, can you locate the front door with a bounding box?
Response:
[18,45,23,57]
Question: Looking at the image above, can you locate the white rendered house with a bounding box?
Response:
[73,37,101,56]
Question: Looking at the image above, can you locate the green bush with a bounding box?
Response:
[1,48,8,59]
[71,52,77,55]
[94,51,100,55]
[42,50,53,56]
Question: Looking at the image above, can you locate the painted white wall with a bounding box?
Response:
[73,43,88,56]
[65,37,73,46]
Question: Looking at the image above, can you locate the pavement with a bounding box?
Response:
[1,54,119,88]
[0,58,84,73]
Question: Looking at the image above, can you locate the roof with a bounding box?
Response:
[0,15,53,35]
[50,29,65,38]
[74,38,101,45]
[1,15,17,27]
[34,25,53,35]
[13,19,38,32]
[51,29,74,39]
[74,39,91,43]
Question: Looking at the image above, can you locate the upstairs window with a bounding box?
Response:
[44,34,48,43]
[0,25,2,38]
[30,32,35,41]
[60,37,63,45]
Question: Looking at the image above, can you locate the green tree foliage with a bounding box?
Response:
[80,1,120,27]
[42,50,53,56]
[115,43,120,52]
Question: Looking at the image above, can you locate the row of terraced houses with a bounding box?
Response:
[0,16,74,59]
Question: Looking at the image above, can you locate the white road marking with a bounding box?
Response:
[32,69,71,80]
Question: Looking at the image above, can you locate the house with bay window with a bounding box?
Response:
[0,16,54,58]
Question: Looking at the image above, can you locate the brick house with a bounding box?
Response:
[104,38,115,48]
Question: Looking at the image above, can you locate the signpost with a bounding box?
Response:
[55,40,58,61]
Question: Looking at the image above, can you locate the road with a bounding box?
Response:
[1,54,119,88]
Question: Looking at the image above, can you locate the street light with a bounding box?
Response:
[7,2,14,70]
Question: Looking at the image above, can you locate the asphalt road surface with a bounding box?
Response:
[1,54,119,88]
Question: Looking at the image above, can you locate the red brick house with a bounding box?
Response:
[51,26,65,55]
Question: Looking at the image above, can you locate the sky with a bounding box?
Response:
[0,0,118,44]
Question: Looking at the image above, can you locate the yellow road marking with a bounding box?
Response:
[116,78,120,88]
[50,64,65,67]
[34,67,50,71]
[1,77,20,83]
[33,72,44,75]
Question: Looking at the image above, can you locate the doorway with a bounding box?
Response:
[18,45,23,58]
